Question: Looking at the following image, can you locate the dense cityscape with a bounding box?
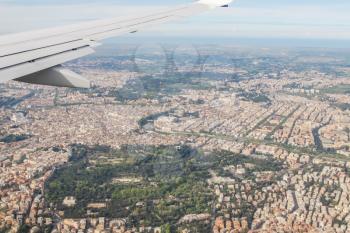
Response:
[1,44,350,233]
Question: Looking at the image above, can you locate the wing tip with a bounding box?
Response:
[197,0,234,8]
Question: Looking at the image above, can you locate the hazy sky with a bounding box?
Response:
[0,0,350,41]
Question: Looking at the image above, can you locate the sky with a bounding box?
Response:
[0,0,350,46]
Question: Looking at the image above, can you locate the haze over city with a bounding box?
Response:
[1,0,350,45]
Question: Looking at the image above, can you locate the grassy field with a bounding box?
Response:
[321,84,350,94]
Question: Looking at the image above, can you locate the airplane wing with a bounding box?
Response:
[0,0,233,88]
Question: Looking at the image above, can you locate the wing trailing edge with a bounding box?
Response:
[0,0,234,88]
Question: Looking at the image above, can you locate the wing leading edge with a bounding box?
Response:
[0,0,233,88]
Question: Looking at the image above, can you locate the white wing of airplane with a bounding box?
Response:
[0,0,233,88]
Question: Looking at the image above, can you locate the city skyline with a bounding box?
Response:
[1,44,350,233]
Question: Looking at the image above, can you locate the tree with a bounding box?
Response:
[345,127,350,141]
[162,224,171,233]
